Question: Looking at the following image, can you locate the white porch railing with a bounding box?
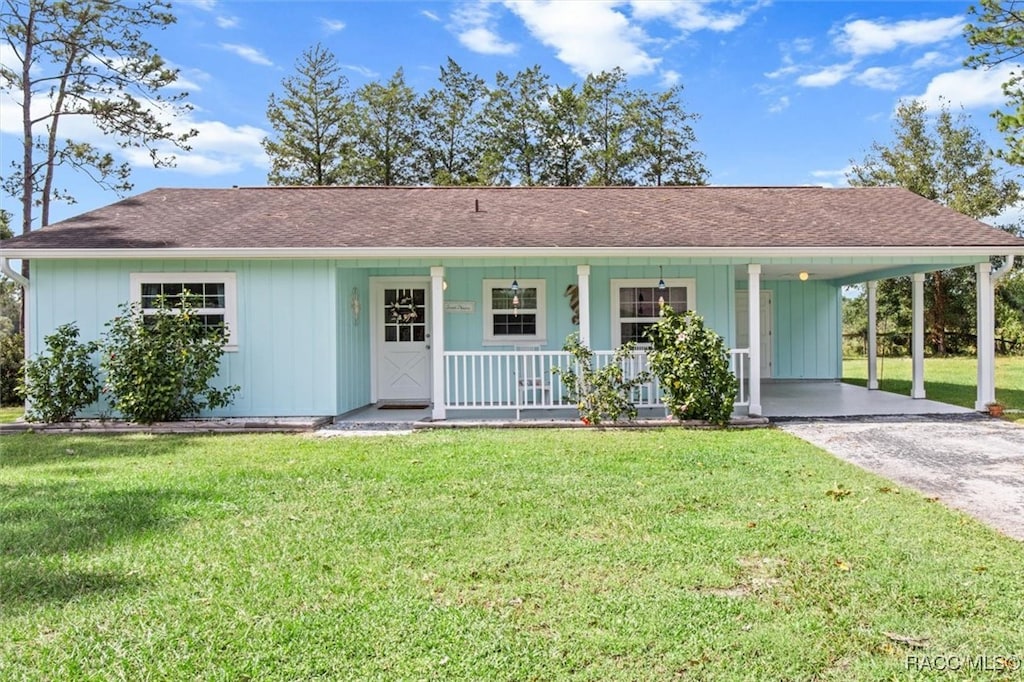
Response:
[444,347,751,417]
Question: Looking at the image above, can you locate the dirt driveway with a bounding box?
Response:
[779,415,1024,541]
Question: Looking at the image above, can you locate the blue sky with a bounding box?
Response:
[2,0,1021,231]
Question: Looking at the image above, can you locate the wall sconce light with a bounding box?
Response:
[798,271,809,281]
[442,279,448,291]
[350,287,361,324]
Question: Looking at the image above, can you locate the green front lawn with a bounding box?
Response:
[2,430,1022,680]
[843,356,1024,420]
[0,406,23,423]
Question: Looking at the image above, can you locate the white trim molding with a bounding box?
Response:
[129,272,239,350]
[482,278,547,345]
[610,278,696,347]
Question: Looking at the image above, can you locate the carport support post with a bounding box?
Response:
[911,272,926,399]
[577,265,591,347]
[430,266,446,421]
[975,262,995,410]
[748,264,762,416]
[867,280,878,390]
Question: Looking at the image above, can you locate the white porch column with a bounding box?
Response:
[866,280,878,390]
[430,266,446,420]
[975,262,995,410]
[577,265,591,347]
[911,272,926,399]
[748,264,762,416]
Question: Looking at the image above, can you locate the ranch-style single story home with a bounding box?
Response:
[2,185,1023,421]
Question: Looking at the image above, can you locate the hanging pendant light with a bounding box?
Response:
[511,267,520,317]
[658,266,666,307]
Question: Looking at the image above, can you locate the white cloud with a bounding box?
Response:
[836,16,963,57]
[660,69,681,87]
[0,81,267,178]
[320,18,346,33]
[342,64,380,79]
[459,26,519,55]
[166,66,210,92]
[215,15,238,29]
[506,0,659,77]
[422,9,441,22]
[854,66,903,91]
[450,1,518,55]
[220,43,273,66]
[768,96,790,113]
[912,51,960,70]
[810,166,853,188]
[628,0,766,33]
[765,64,799,79]
[797,63,854,88]
[912,63,1020,111]
[129,120,269,176]
[183,0,217,11]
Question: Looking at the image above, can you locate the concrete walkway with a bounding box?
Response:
[780,415,1024,541]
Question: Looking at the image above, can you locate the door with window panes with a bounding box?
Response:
[374,281,431,402]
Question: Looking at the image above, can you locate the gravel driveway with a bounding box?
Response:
[779,415,1024,541]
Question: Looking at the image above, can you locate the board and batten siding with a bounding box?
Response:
[29,259,339,417]
[336,268,371,414]
[736,279,842,380]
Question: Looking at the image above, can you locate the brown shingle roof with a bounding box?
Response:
[3,185,1023,251]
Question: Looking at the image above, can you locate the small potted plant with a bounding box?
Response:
[986,401,1005,418]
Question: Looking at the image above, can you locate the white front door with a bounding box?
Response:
[735,290,773,378]
[372,279,431,402]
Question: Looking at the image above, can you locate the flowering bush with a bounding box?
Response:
[101,295,238,423]
[646,307,737,426]
[20,323,100,422]
[552,333,650,425]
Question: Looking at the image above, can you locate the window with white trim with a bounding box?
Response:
[130,273,239,350]
[483,279,546,344]
[611,278,694,346]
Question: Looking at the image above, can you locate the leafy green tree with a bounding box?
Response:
[20,323,99,422]
[965,0,1024,165]
[581,68,638,186]
[646,308,736,426]
[418,58,487,185]
[263,44,354,186]
[633,86,708,186]
[350,68,421,185]
[102,295,238,423]
[848,99,1020,354]
[540,84,590,186]
[480,66,551,185]
[0,0,195,236]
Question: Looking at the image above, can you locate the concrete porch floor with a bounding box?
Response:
[759,380,973,418]
[330,381,974,428]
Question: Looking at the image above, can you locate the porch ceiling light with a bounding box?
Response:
[510,266,519,292]
[799,271,810,281]
[658,265,666,290]
[511,267,520,316]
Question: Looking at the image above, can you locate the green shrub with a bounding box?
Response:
[0,330,23,406]
[552,333,650,425]
[20,323,100,422]
[101,296,239,423]
[646,307,737,426]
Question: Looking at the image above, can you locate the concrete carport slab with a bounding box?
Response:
[780,415,1024,541]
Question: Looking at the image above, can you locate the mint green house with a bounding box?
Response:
[2,186,1022,419]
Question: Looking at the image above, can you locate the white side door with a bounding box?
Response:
[372,279,431,402]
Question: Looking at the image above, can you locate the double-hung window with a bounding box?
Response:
[482,279,546,345]
[130,272,239,350]
[611,278,694,346]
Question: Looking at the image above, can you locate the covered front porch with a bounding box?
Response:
[336,380,971,426]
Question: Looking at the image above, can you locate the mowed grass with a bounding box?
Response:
[844,355,1024,422]
[2,429,1022,680]
[0,406,23,424]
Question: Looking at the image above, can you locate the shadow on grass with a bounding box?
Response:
[0,564,144,612]
[0,433,222,468]
[1,483,200,558]
[843,378,1024,410]
[1,482,205,607]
